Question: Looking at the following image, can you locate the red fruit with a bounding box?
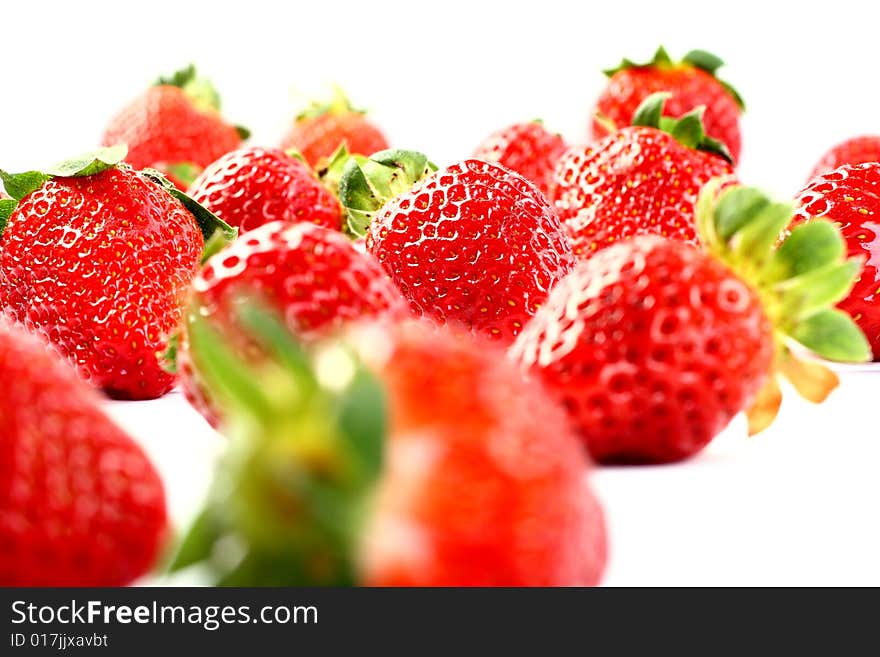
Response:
[180,220,404,425]
[281,91,388,168]
[792,163,880,359]
[188,146,342,233]
[102,66,243,188]
[512,236,771,463]
[553,93,734,259]
[358,321,606,586]
[340,152,575,344]
[0,149,207,399]
[472,121,567,197]
[808,136,880,181]
[512,184,869,464]
[594,47,743,162]
[0,318,167,586]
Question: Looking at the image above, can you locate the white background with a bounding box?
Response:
[4,0,880,585]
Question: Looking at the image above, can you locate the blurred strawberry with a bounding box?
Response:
[0,318,167,586]
[188,146,342,233]
[338,150,575,343]
[793,162,880,359]
[172,310,606,586]
[512,182,869,463]
[808,136,880,181]
[472,121,567,196]
[179,220,404,426]
[281,89,389,169]
[553,93,734,259]
[0,146,234,399]
[102,65,247,189]
[593,47,743,162]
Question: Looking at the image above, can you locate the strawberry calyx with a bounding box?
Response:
[695,179,871,433]
[632,92,733,163]
[295,86,363,122]
[316,143,352,198]
[603,46,745,110]
[337,149,436,237]
[169,302,386,585]
[156,64,221,112]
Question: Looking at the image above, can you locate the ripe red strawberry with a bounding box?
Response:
[793,163,880,359]
[338,150,575,344]
[808,136,880,181]
[593,47,744,163]
[280,90,389,169]
[188,146,342,233]
[553,93,734,259]
[472,121,567,197]
[179,220,405,426]
[0,146,233,400]
[0,318,167,586]
[511,182,869,463]
[102,66,246,189]
[355,321,606,586]
[173,311,607,586]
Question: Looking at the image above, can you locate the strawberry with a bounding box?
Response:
[338,150,575,344]
[808,136,880,181]
[179,220,405,426]
[472,121,567,197]
[511,182,870,463]
[553,93,734,259]
[593,47,744,163]
[102,65,247,189]
[0,146,234,400]
[188,146,342,233]
[0,318,167,586]
[280,89,389,169]
[792,163,880,359]
[172,309,607,586]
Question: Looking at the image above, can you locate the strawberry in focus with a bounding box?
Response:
[173,310,607,586]
[808,136,880,181]
[793,163,880,358]
[0,146,233,400]
[339,150,575,343]
[281,89,389,169]
[179,220,404,425]
[188,146,342,233]
[593,47,743,163]
[553,93,734,259]
[511,182,870,463]
[102,66,246,189]
[0,318,167,586]
[472,121,567,197]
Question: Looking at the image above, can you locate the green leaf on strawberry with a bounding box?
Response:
[633,93,733,163]
[602,45,673,76]
[338,149,436,237]
[156,64,222,112]
[0,198,16,232]
[170,300,387,585]
[45,144,128,178]
[696,179,870,431]
[0,170,51,201]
